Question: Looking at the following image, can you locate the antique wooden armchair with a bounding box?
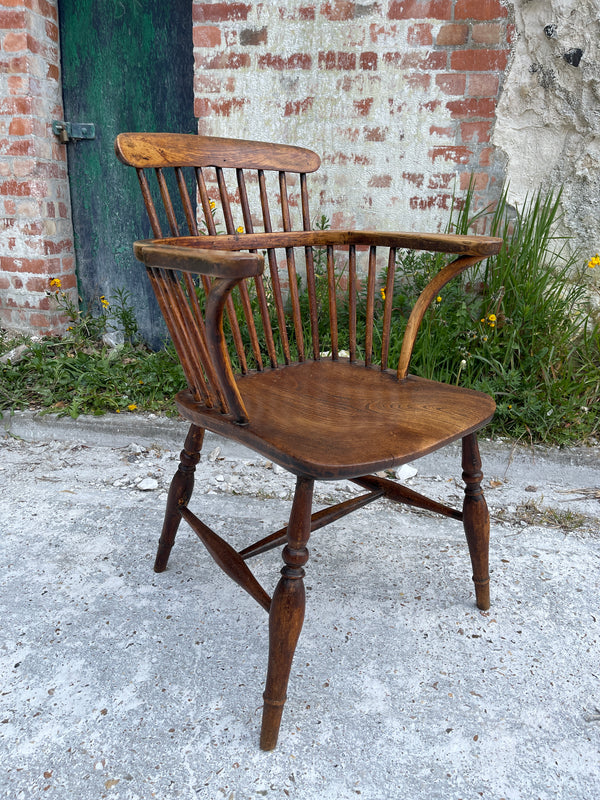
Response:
[115,132,502,750]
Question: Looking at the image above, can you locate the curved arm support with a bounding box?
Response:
[396,254,484,381]
[204,277,250,424]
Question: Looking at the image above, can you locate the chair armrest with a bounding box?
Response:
[148,230,502,258]
[133,239,264,279]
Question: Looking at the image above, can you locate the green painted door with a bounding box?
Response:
[58,0,195,345]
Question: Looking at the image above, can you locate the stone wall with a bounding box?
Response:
[0,0,75,334]
[494,0,600,287]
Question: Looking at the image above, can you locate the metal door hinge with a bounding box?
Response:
[52,121,96,143]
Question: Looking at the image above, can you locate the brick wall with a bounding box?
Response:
[1,0,513,336]
[0,0,75,334]
[193,0,513,232]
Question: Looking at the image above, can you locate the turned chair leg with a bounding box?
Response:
[260,475,314,751]
[154,424,205,573]
[462,433,491,611]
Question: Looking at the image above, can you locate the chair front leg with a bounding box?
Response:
[154,424,205,573]
[260,475,314,751]
[462,433,491,611]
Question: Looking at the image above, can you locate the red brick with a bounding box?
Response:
[460,120,493,142]
[38,0,58,21]
[359,51,377,70]
[353,98,374,116]
[279,6,317,20]
[321,1,355,20]
[2,31,27,51]
[428,173,454,189]
[446,97,496,118]
[318,51,356,70]
[194,73,224,93]
[0,9,26,27]
[194,3,251,22]
[383,50,446,69]
[8,117,33,136]
[0,256,45,273]
[436,24,468,46]
[46,63,59,81]
[388,1,452,20]
[0,178,48,196]
[436,73,467,95]
[405,73,430,90]
[407,23,432,46]
[410,194,452,210]
[195,97,247,117]
[472,22,503,44]
[459,171,489,190]
[402,172,424,187]
[368,174,392,188]
[364,127,387,142]
[467,72,499,97]
[197,52,250,70]
[455,0,507,19]
[429,145,473,164]
[45,19,58,42]
[284,97,314,115]
[193,25,221,47]
[479,147,494,167]
[239,26,267,46]
[450,48,508,71]
[258,53,312,69]
[369,23,400,45]
[429,124,453,138]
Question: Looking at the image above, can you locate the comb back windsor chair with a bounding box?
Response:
[115,132,502,750]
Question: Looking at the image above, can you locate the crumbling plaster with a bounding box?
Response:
[494,0,600,283]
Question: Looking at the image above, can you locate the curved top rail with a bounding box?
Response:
[115,132,322,173]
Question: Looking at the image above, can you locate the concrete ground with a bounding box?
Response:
[1,410,599,800]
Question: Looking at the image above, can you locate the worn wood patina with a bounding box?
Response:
[116,131,502,750]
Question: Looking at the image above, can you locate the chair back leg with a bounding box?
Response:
[260,475,314,750]
[154,424,205,572]
[462,433,491,610]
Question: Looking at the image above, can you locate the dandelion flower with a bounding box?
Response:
[488,313,496,322]
[50,277,62,289]
[236,225,244,234]
[436,295,442,303]
[127,403,137,411]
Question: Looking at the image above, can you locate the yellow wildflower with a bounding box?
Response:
[488,313,496,322]
[236,225,244,234]
[380,287,386,301]
[436,295,442,303]
[209,200,216,210]
[588,254,600,268]
[50,277,62,290]
[127,403,137,411]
